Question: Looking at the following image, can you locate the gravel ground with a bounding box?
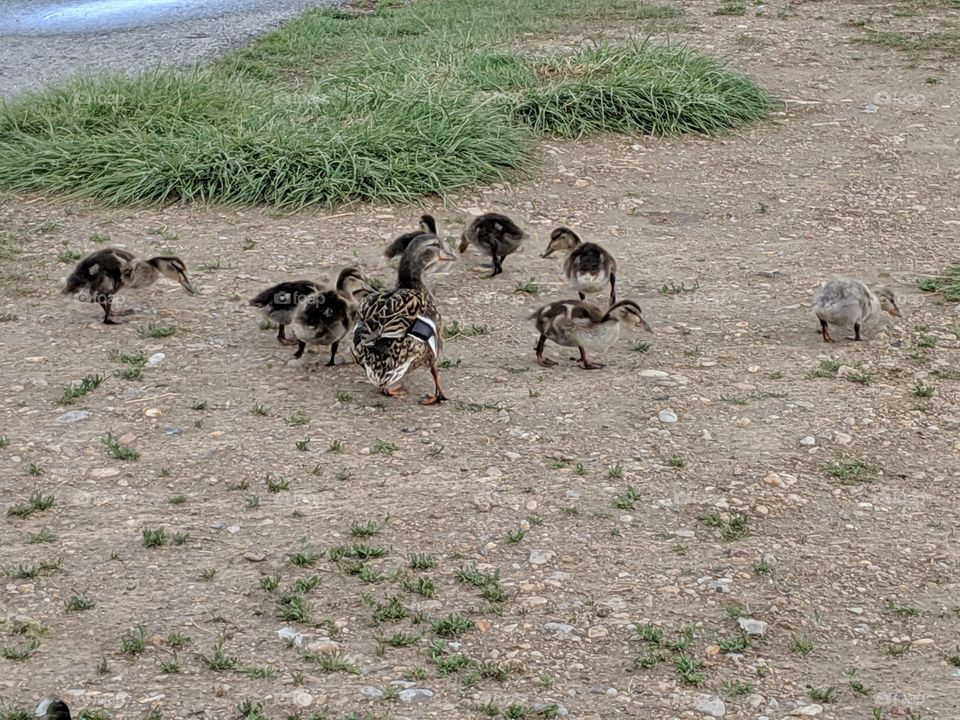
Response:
[0,0,341,99]
[2,1,960,719]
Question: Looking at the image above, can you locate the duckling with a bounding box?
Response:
[35,696,71,720]
[812,278,901,342]
[249,280,321,345]
[541,226,618,305]
[384,215,438,261]
[352,234,457,403]
[62,247,196,324]
[531,298,652,370]
[459,213,525,277]
[289,267,372,365]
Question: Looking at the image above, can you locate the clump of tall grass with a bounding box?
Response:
[0,0,770,208]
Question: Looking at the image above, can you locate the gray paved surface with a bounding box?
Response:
[0,0,341,99]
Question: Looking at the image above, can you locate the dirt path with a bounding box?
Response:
[1,1,959,719]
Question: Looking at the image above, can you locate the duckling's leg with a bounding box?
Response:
[325,341,340,367]
[848,322,864,341]
[100,299,120,325]
[577,346,605,370]
[819,319,834,343]
[277,324,299,346]
[293,341,307,360]
[420,363,449,405]
[535,334,557,367]
[609,273,617,305]
[490,253,503,277]
[578,291,586,301]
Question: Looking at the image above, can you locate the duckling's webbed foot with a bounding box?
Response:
[535,334,557,367]
[847,322,865,341]
[490,254,504,277]
[293,341,307,360]
[381,385,408,398]
[277,324,299,345]
[577,346,605,370]
[325,341,340,367]
[100,300,120,324]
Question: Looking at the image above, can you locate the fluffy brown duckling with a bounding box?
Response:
[384,215,438,261]
[62,247,195,324]
[459,213,525,277]
[531,298,652,370]
[249,280,320,345]
[289,267,372,365]
[541,226,618,305]
[812,278,901,342]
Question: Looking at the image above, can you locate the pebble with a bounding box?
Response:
[290,690,313,708]
[227,525,240,534]
[694,695,726,718]
[738,618,768,636]
[56,410,91,423]
[544,622,575,635]
[658,409,678,423]
[244,552,266,562]
[306,639,339,655]
[792,705,823,716]
[360,686,384,700]
[276,627,305,647]
[144,408,162,418]
[529,549,555,566]
[639,369,670,378]
[800,435,816,446]
[90,468,121,479]
[673,529,695,538]
[146,352,166,368]
[398,689,434,704]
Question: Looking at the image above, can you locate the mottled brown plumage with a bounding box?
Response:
[352,235,456,403]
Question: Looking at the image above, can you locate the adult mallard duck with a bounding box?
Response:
[531,298,652,370]
[541,226,618,305]
[384,215,438,261]
[289,267,372,365]
[812,278,901,342]
[352,234,457,403]
[62,247,196,324]
[459,212,525,277]
[36,696,72,720]
[249,280,321,345]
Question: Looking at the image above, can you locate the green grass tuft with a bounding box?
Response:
[0,2,769,208]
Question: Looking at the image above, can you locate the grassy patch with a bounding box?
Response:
[824,457,876,484]
[0,1,769,208]
[7,490,55,519]
[59,374,104,404]
[917,266,960,302]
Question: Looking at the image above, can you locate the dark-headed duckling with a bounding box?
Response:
[459,213,525,277]
[531,299,652,370]
[35,696,71,720]
[249,280,321,345]
[384,215,438,261]
[352,234,457,403]
[542,227,618,305]
[289,267,372,365]
[62,247,195,324]
[813,278,900,342]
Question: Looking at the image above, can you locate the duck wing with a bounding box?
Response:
[354,288,429,348]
